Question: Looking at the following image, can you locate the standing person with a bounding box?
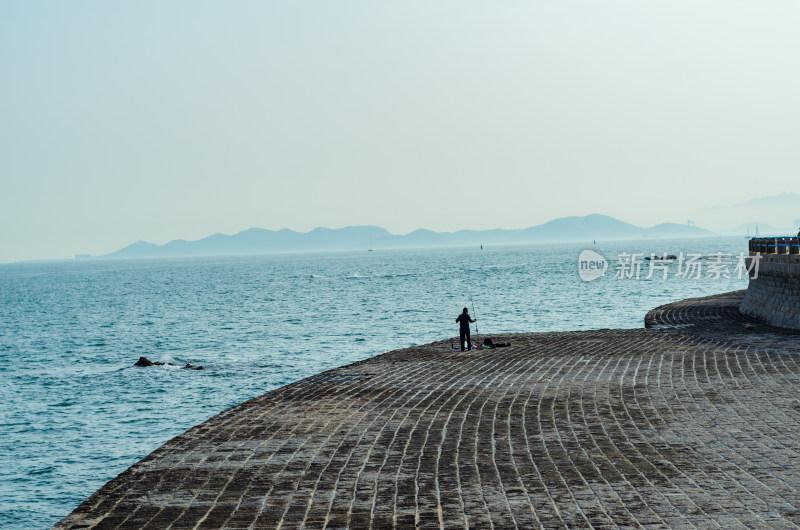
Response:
[456,307,477,350]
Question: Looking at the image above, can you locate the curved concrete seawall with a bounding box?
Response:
[56,291,800,529]
[740,255,800,330]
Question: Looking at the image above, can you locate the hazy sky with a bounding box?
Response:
[2,1,799,261]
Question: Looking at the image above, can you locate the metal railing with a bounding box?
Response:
[749,237,800,255]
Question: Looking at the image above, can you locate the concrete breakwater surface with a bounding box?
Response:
[58,291,800,528]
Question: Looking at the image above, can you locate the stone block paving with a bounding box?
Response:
[58,291,800,529]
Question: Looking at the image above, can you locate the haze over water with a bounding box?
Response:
[0,238,749,528]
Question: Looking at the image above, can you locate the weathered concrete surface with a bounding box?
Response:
[740,258,800,330]
[57,291,800,529]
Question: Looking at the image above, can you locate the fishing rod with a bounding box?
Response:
[468,284,479,336]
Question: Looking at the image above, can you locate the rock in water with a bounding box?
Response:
[134,357,168,367]
[135,357,202,369]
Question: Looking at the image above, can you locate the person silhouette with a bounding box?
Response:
[456,307,477,350]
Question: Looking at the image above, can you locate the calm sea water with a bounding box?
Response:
[0,238,750,528]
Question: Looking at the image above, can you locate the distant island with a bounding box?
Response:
[86,214,715,260]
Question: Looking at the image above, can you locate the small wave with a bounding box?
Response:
[28,466,56,476]
[48,401,75,407]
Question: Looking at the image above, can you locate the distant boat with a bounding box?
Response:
[368,240,373,252]
[745,225,759,239]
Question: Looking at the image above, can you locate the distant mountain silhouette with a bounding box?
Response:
[96,215,715,259]
[642,222,713,239]
[716,222,784,237]
[738,192,800,208]
[694,192,800,233]
[104,226,392,259]
[521,214,643,240]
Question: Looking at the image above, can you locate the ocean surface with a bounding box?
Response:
[0,238,752,528]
